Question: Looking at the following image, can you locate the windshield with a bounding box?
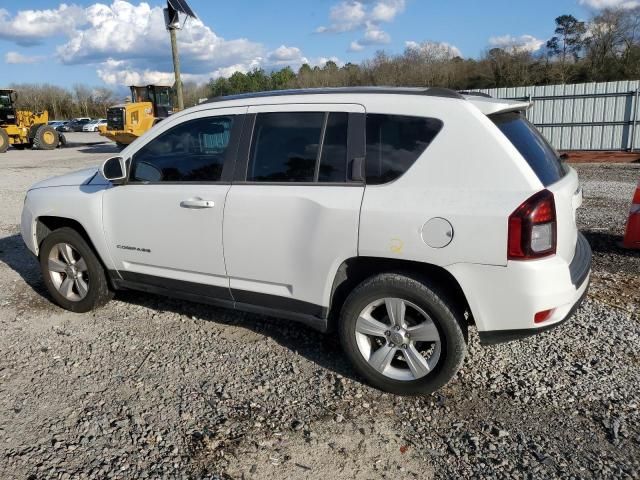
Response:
[0,94,11,108]
[154,89,171,107]
[492,112,566,186]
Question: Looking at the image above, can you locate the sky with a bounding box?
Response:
[0,0,635,90]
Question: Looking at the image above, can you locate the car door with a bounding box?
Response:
[223,103,366,318]
[102,107,246,300]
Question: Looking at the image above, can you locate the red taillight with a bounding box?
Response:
[534,309,554,323]
[508,190,556,260]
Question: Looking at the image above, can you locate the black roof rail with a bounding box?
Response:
[458,90,492,98]
[205,86,465,104]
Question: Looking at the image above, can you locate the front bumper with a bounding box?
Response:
[448,232,592,345]
[20,197,38,256]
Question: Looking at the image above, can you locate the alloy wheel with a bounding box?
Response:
[354,297,442,381]
[47,243,90,301]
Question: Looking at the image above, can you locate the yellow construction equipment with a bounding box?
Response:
[99,85,175,148]
[0,89,59,153]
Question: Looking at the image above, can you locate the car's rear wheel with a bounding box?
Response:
[339,273,467,395]
[40,227,114,313]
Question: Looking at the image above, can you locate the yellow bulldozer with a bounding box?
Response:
[99,85,175,148]
[0,89,60,153]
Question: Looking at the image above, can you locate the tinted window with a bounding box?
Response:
[492,112,566,186]
[248,112,324,182]
[318,112,349,182]
[365,114,443,185]
[131,116,234,182]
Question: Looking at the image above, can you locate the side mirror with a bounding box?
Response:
[100,156,127,184]
[9,91,18,103]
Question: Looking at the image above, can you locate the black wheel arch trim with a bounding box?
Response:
[569,232,592,288]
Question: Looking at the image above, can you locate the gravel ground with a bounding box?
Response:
[0,138,638,479]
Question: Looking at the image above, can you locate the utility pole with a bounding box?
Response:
[168,26,184,110]
[164,0,197,111]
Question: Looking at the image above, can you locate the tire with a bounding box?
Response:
[33,125,59,150]
[58,133,67,148]
[0,129,8,153]
[39,227,114,313]
[339,273,467,395]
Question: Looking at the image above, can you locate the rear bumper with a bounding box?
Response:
[478,278,589,345]
[448,232,592,345]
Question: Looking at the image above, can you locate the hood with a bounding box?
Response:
[29,166,108,190]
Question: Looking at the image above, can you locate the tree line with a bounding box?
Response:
[8,84,117,120]
[210,8,640,96]
[7,7,640,118]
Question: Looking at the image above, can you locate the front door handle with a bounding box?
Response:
[180,199,215,209]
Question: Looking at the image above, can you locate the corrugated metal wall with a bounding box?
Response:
[474,80,640,151]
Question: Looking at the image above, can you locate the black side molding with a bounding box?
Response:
[108,271,329,333]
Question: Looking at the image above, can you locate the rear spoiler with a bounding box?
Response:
[461,94,532,116]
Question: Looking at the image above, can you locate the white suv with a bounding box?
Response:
[21,88,591,395]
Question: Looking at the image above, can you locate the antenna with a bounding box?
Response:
[163,0,198,111]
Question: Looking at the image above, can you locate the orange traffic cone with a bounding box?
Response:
[622,179,640,249]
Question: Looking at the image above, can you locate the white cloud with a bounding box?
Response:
[316,1,405,51]
[578,0,640,8]
[371,0,405,22]
[312,56,344,68]
[264,45,313,70]
[362,25,391,44]
[56,1,264,75]
[488,34,545,52]
[268,45,305,62]
[316,1,367,32]
[96,58,211,86]
[4,51,46,64]
[0,1,338,86]
[405,41,462,59]
[0,4,86,46]
[348,24,390,52]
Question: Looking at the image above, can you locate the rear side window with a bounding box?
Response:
[492,112,566,186]
[365,114,443,185]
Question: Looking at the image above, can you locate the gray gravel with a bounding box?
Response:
[0,141,638,479]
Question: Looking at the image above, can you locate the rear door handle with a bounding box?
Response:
[180,199,215,209]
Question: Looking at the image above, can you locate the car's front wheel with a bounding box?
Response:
[39,227,114,313]
[339,273,467,395]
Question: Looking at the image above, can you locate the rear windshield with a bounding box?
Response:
[492,112,566,186]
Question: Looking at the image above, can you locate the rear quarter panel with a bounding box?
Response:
[358,96,542,268]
